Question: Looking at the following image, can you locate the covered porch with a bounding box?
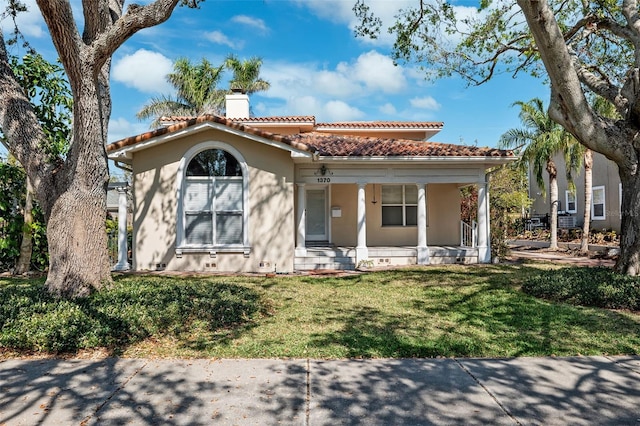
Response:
[294,245,480,271]
[293,163,491,271]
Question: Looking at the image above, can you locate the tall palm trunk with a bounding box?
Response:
[13,176,33,275]
[580,149,593,253]
[548,159,559,250]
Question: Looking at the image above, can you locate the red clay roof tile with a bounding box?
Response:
[315,121,443,129]
[106,115,313,153]
[106,115,513,159]
[290,132,511,157]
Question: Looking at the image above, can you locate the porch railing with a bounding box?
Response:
[461,220,477,248]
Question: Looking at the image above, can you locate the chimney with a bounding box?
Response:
[225,90,249,119]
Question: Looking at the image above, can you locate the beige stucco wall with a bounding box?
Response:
[321,183,461,247]
[131,129,295,272]
[530,151,621,232]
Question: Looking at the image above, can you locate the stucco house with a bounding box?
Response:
[106,94,514,273]
[528,151,621,232]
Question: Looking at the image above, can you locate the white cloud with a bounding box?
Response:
[410,96,441,111]
[285,96,364,122]
[298,0,492,48]
[314,70,359,98]
[12,0,46,38]
[379,103,397,115]
[258,50,413,121]
[348,50,406,93]
[203,30,243,49]
[261,50,406,105]
[231,15,268,33]
[112,49,173,94]
[296,0,415,46]
[323,100,364,122]
[108,117,150,143]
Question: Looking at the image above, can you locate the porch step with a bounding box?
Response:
[429,246,478,257]
[294,255,356,271]
[429,246,479,264]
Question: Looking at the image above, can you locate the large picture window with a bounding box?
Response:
[382,185,417,226]
[182,148,245,246]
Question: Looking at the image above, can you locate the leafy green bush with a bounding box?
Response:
[522,267,640,311]
[0,277,265,353]
[0,161,50,272]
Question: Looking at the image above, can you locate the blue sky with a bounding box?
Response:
[4,0,547,160]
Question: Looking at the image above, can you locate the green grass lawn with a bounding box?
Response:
[1,264,639,359]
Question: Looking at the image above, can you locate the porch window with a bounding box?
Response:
[565,190,577,214]
[592,186,606,220]
[183,149,244,246]
[381,185,417,226]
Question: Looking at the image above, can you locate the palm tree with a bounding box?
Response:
[500,98,578,250]
[137,58,226,127]
[225,55,270,95]
[566,96,620,253]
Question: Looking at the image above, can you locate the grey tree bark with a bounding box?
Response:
[0,0,191,297]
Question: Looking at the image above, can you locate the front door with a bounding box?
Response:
[306,187,328,241]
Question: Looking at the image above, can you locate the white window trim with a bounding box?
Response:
[620,182,623,214]
[565,189,577,214]
[381,184,418,227]
[175,142,250,253]
[591,185,606,221]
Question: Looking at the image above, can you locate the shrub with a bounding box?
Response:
[0,277,265,353]
[522,267,640,311]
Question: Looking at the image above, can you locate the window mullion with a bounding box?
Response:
[402,185,407,226]
[211,176,217,245]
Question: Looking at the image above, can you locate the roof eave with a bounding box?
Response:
[107,121,314,162]
[312,155,515,164]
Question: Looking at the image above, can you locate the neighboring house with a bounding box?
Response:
[529,151,621,232]
[106,94,514,273]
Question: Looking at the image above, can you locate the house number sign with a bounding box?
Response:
[317,177,331,183]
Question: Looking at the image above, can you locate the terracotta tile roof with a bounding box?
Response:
[160,115,315,123]
[233,116,315,123]
[316,121,443,129]
[106,115,314,153]
[106,115,513,159]
[289,132,512,157]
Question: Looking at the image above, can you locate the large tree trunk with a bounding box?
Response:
[0,1,191,297]
[13,176,34,275]
[580,149,593,254]
[548,161,559,250]
[616,169,640,274]
[43,69,111,298]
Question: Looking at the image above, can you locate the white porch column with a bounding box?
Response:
[113,186,130,271]
[477,178,491,263]
[356,183,368,264]
[295,183,307,256]
[417,183,429,264]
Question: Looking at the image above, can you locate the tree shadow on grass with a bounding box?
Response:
[0,275,267,356]
[302,265,640,358]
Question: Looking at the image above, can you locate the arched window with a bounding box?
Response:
[181,148,245,247]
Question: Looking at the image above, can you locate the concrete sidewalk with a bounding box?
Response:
[1,356,639,425]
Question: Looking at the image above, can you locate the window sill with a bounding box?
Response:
[176,246,251,258]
